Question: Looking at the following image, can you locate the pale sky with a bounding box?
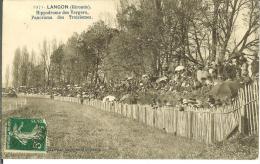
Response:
[2,0,118,84]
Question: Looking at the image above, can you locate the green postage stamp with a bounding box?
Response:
[6,117,47,153]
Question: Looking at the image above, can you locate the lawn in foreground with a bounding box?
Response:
[1,97,258,159]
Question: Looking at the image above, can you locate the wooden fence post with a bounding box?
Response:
[131,105,133,119]
[175,110,178,136]
[153,109,156,127]
[239,87,247,135]
[111,102,114,113]
[210,113,215,144]
[112,102,114,113]
[240,105,246,135]
[120,103,122,115]
[144,106,147,124]
[189,111,193,139]
[137,105,140,122]
[124,104,127,117]
[126,104,129,117]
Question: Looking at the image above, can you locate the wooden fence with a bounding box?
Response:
[42,96,239,144]
[2,98,28,111]
[18,93,50,99]
[238,81,259,135]
[19,81,258,144]
[81,99,241,144]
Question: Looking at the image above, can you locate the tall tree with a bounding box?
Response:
[40,39,57,88]
[12,48,21,88]
[50,44,65,86]
[20,47,30,86]
[5,65,10,88]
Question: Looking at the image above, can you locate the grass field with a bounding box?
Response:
[1,97,258,159]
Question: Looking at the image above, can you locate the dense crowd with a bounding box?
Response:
[12,57,259,109]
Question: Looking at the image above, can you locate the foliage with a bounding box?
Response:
[11,0,259,89]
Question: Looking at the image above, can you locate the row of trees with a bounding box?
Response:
[12,46,44,88]
[11,21,117,88]
[11,0,259,88]
[110,0,259,76]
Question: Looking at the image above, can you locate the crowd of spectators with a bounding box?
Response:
[15,56,258,109]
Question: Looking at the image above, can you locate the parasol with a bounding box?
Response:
[102,95,116,102]
[156,76,168,83]
[175,65,185,71]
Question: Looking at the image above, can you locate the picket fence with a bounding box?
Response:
[3,98,28,111]
[19,81,258,144]
[17,93,50,99]
[48,96,239,144]
[238,81,259,135]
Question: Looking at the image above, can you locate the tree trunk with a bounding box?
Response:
[212,0,220,62]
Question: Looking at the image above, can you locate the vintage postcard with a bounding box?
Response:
[1,0,259,159]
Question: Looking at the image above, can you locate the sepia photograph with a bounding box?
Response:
[1,0,259,159]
